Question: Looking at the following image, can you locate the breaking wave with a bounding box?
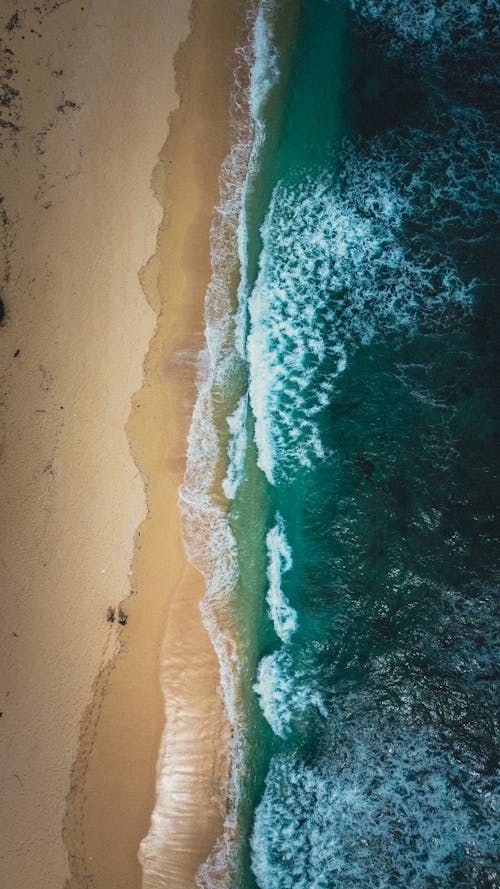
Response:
[254,648,327,740]
[247,101,497,482]
[252,718,498,888]
[222,394,249,500]
[265,513,297,643]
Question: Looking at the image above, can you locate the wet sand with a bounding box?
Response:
[62,2,242,888]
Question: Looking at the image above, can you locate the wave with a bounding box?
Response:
[254,648,327,740]
[251,716,498,888]
[265,513,297,643]
[247,100,497,483]
[222,394,249,500]
[234,0,280,360]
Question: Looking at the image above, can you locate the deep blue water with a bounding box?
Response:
[222,1,499,886]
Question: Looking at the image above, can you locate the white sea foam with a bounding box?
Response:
[247,101,498,483]
[222,394,249,500]
[234,0,281,360]
[342,106,500,238]
[251,719,498,888]
[254,650,328,739]
[249,0,280,122]
[265,513,297,642]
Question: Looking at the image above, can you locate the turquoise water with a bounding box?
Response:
[196,1,499,886]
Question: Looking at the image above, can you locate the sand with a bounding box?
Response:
[0,0,236,886]
[63,1,242,886]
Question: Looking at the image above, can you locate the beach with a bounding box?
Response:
[0,0,237,887]
[3,0,498,887]
[64,2,242,887]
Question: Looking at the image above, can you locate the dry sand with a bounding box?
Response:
[0,0,235,886]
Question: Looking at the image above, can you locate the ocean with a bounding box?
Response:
[183,1,500,886]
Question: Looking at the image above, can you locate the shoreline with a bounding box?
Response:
[63,2,244,888]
